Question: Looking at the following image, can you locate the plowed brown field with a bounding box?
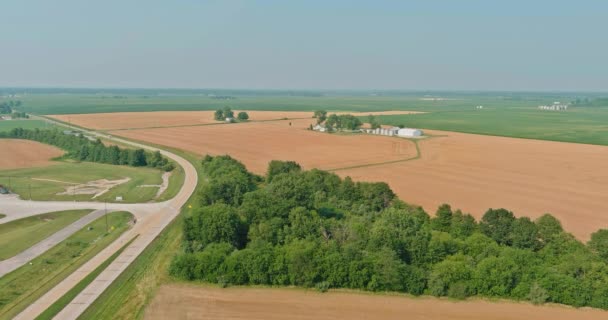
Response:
[144,285,608,320]
[0,139,63,169]
[49,110,422,131]
[117,119,418,173]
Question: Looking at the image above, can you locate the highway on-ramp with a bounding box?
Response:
[4,119,198,320]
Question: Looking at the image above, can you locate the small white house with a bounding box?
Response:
[225,117,234,123]
[397,128,423,137]
[313,124,327,132]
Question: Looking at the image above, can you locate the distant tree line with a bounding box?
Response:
[0,128,174,171]
[11,111,29,119]
[571,98,608,107]
[170,156,608,309]
[1,100,21,114]
[214,107,249,122]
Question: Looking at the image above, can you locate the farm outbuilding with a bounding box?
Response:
[397,128,423,137]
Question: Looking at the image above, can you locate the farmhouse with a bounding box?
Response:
[397,128,423,137]
[538,102,569,111]
[313,124,327,132]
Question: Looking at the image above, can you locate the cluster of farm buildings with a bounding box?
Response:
[361,127,423,137]
[538,102,569,111]
[313,124,423,137]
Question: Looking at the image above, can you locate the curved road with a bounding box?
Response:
[7,120,198,320]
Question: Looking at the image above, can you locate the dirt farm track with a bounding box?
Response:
[52,111,608,240]
[144,285,608,320]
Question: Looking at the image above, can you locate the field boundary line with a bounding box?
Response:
[328,139,422,172]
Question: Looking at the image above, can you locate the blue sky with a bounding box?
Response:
[1,0,607,91]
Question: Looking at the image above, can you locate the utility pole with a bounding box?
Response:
[29,184,32,200]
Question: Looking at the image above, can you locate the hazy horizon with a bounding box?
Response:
[2,1,607,91]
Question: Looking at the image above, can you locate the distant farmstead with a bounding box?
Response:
[397,128,423,137]
[538,102,569,111]
[361,126,423,138]
[313,124,327,132]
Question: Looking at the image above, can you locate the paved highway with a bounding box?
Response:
[7,118,198,320]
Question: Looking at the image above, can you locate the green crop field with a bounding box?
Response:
[0,120,54,132]
[0,161,166,203]
[16,92,558,114]
[0,211,133,320]
[371,105,608,146]
[0,210,91,260]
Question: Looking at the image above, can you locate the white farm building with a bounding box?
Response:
[397,128,423,137]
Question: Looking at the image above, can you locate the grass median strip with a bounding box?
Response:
[0,211,133,320]
[35,235,139,320]
[0,210,91,260]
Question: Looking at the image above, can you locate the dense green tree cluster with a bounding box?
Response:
[325,114,363,131]
[237,111,249,121]
[367,114,381,129]
[313,110,328,124]
[0,128,174,171]
[11,111,29,119]
[172,157,608,309]
[0,100,20,114]
[214,106,236,121]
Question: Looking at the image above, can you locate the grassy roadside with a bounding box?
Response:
[77,149,202,320]
[0,161,163,203]
[0,214,5,219]
[34,114,186,203]
[35,236,138,320]
[0,211,134,320]
[0,210,91,260]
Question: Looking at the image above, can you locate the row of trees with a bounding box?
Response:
[213,107,249,122]
[1,100,21,114]
[171,156,608,309]
[1,128,174,171]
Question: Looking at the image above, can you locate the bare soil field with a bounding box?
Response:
[144,285,608,320]
[116,119,418,173]
[340,130,608,240]
[49,110,422,131]
[0,139,63,169]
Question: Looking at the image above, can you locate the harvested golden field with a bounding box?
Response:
[50,111,313,130]
[117,119,417,173]
[339,130,608,240]
[0,139,63,169]
[49,110,421,131]
[144,285,608,320]
[65,112,608,240]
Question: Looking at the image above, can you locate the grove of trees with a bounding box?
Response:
[170,156,608,310]
[0,128,174,171]
[325,114,363,131]
[1,100,21,114]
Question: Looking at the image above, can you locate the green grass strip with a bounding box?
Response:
[35,235,139,320]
